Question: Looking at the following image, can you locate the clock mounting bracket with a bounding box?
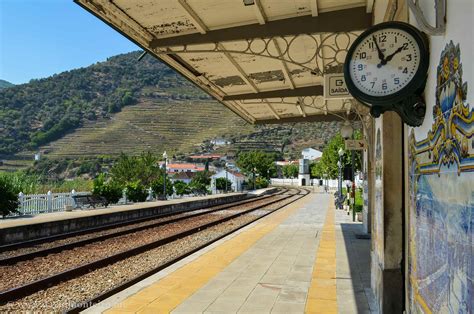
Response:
[369,82,427,127]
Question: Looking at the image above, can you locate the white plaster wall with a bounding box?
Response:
[410,0,474,140]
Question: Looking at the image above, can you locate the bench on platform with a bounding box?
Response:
[72,195,108,209]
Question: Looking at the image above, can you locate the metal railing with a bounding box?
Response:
[17,190,90,216]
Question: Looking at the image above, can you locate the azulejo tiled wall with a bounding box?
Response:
[408,41,473,313]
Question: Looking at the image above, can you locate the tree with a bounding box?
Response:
[110,152,161,187]
[310,161,324,178]
[150,176,173,197]
[282,164,299,178]
[92,173,123,204]
[173,180,189,196]
[0,175,20,217]
[215,177,232,191]
[189,171,211,195]
[191,171,211,186]
[318,133,362,179]
[125,180,148,202]
[236,151,277,179]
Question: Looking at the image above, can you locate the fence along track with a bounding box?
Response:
[16,191,90,216]
[0,189,302,304]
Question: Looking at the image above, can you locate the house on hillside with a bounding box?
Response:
[166,163,205,173]
[170,172,195,184]
[276,160,298,167]
[302,148,322,161]
[188,154,225,161]
[211,170,246,192]
[210,138,231,146]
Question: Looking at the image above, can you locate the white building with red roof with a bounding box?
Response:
[211,169,246,192]
[166,163,205,173]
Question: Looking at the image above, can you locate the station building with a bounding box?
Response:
[75,0,473,312]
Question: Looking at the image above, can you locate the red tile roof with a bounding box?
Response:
[189,154,223,159]
[167,163,205,171]
[228,170,245,178]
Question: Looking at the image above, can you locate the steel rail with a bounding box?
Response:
[0,193,281,265]
[0,190,285,253]
[0,189,301,304]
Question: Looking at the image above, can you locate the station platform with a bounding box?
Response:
[0,193,247,245]
[85,193,376,314]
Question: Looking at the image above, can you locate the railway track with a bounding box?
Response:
[0,188,308,312]
[0,192,284,263]
[0,190,286,255]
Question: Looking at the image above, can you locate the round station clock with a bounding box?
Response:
[343,21,429,126]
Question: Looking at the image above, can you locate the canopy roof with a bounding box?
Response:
[76,0,374,124]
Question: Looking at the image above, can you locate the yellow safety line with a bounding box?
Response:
[305,200,337,314]
[105,195,311,314]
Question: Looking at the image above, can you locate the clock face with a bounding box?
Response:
[349,28,420,97]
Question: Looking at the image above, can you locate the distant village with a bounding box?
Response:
[158,147,323,192]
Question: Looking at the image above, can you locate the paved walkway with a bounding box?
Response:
[88,192,376,313]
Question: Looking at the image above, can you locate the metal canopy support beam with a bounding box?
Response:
[297,98,307,117]
[273,39,295,90]
[150,7,372,48]
[219,44,258,93]
[254,112,357,124]
[177,0,208,34]
[253,0,267,25]
[310,0,319,16]
[223,85,323,101]
[366,0,374,13]
[218,43,281,119]
[264,100,281,120]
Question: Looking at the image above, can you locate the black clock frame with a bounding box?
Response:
[343,21,430,127]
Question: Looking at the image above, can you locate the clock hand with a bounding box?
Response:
[372,35,385,63]
[380,46,404,65]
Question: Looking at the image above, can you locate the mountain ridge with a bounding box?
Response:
[0,79,14,89]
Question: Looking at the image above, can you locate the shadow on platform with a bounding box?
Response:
[337,220,377,313]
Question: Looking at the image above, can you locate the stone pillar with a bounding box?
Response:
[362,120,374,234]
[371,112,404,313]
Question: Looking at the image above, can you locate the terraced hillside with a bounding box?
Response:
[1,50,342,171]
[39,100,254,158]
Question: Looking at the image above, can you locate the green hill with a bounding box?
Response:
[0,79,14,89]
[0,51,340,171]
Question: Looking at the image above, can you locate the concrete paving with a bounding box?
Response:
[92,192,376,314]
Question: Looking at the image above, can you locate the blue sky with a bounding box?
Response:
[0,0,139,84]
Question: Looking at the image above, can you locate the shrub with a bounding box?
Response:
[215,177,232,191]
[1,171,40,194]
[255,177,269,189]
[150,176,173,197]
[189,181,209,196]
[125,180,148,202]
[92,174,123,204]
[0,175,20,217]
[173,180,189,196]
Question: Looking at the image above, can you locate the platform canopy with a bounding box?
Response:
[76,0,374,124]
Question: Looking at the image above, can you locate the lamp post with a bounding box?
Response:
[225,163,229,193]
[341,121,355,221]
[162,151,168,200]
[323,173,327,193]
[337,148,344,207]
[253,167,257,190]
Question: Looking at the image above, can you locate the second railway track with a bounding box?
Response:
[0,188,308,312]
